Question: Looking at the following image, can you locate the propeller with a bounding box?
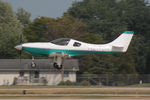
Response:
[19,31,23,62]
[15,32,23,63]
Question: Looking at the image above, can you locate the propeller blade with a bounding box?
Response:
[19,50,22,63]
[19,32,23,63]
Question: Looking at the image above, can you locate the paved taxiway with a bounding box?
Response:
[0,98,150,100]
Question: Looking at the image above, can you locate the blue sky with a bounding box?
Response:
[2,0,82,20]
[2,0,150,20]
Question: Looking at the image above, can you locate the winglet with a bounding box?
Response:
[123,31,134,34]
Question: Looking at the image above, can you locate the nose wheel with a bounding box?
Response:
[31,61,36,68]
[31,56,36,68]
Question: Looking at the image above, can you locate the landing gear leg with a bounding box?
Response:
[31,56,36,68]
[52,56,64,81]
[61,57,64,82]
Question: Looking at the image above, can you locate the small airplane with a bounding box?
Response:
[15,31,134,69]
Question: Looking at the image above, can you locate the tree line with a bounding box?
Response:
[0,0,150,74]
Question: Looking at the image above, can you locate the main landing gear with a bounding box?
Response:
[53,63,62,69]
[53,56,65,81]
[53,56,64,70]
[49,52,70,70]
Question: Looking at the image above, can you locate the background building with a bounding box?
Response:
[0,59,79,85]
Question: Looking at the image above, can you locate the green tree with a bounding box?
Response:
[68,0,127,41]
[145,48,150,74]
[24,14,89,42]
[16,8,31,27]
[0,1,25,58]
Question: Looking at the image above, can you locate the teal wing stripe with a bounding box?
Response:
[23,47,116,57]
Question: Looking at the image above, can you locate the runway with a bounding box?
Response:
[0,98,150,100]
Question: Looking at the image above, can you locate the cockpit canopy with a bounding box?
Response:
[50,38,71,46]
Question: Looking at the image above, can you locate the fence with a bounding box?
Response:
[76,74,150,86]
[10,74,150,86]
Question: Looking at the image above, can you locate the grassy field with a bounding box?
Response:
[0,83,149,89]
[0,86,149,99]
[0,87,150,94]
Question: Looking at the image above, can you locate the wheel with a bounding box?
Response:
[53,63,58,69]
[58,65,62,69]
[31,62,36,68]
[53,63,62,69]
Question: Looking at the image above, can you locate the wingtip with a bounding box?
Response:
[123,31,134,34]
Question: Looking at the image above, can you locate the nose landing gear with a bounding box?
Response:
[31,56,36,68]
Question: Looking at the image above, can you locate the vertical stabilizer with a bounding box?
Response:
[107,31,134,52]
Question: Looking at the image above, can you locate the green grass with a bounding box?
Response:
[0,84,149,89]
[0,88,150,94]
[0,85,103,89]
[25,89,150,94]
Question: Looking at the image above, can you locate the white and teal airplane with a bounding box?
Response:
[15,31,134,69]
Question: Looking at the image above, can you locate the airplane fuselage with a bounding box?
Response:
[15,31,134,57]
[22,40,112,57]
